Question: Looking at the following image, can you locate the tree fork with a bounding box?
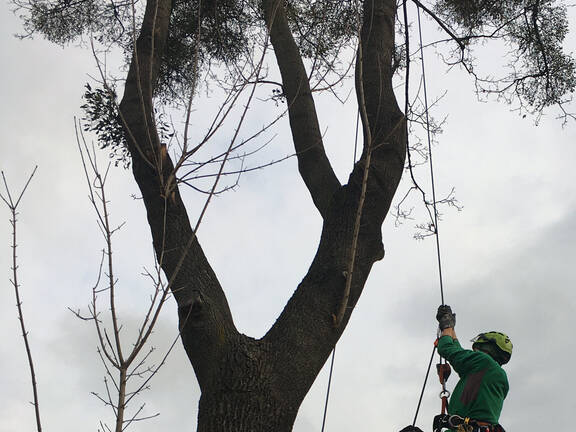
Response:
[118,0,407,430]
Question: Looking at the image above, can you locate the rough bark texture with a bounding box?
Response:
[118,0,406,430]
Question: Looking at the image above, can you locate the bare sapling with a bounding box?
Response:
[1,167,41,432]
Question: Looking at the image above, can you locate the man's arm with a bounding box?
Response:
[436,305,477,374]
[441,327,457,339]
[437,334,478,375]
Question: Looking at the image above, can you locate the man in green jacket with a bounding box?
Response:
[399,306,512,432]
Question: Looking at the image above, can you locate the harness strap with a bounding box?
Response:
[434,414,500,432]
[440,395,448,415]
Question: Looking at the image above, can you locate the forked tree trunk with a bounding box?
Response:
[119,0,406,430]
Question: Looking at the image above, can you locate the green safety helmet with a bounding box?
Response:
[471,331,513,365]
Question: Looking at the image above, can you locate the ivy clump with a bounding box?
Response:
[81,83,130,168]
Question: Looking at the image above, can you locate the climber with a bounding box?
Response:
[398,305,512,432]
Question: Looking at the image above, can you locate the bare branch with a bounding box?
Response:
[1,167,42,432]
[411,0,466,52]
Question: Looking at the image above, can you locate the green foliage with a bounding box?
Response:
[14,0,576,137]
[434,0,575,112]
[158,0,260,101]
[81,83,130,168]
[151,0,361,100]
[16,0,360,102]
[285,1,359,59]
[21,0,130,46]
[17,0,262,101]
[81,84,175,168]
[507,1,575,108]
[435,0,521,31]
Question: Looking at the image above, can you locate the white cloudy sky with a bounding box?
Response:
[1,3,576,432]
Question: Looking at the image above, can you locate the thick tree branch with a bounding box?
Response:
[263,0,341,219]
[117,0,237,391]
[261,0,406,405]
[354,0,406,223]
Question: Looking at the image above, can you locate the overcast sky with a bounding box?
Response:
[1,3,576,432]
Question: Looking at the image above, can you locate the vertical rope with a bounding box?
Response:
[353,109,360,164]
[411,5,450,427]
[321,347,337,432]
[412,344,437,426]
[417,6,445,306]
[321,103,361,432]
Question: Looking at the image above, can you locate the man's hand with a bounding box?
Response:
[436,305,456,330]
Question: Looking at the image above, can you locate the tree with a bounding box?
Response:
[11,0,574,431]
[115,1,405,429]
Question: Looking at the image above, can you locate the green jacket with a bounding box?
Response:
[437,335,509,426]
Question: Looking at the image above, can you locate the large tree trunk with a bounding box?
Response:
[118,0,406,430]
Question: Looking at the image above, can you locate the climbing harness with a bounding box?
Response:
[433,414,505,432]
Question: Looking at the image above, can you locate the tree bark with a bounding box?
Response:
[118,0,406,430]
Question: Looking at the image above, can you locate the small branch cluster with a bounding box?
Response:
[73,125,182,432]
[419,0,575,121]
[394,70,462,237]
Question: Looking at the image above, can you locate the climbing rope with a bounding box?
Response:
[320,106,361,431]
[322,3,450,429]
[320,347,337,432]
[418,6,446,306]
[412,344,438,426]
[410,4,450,427]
